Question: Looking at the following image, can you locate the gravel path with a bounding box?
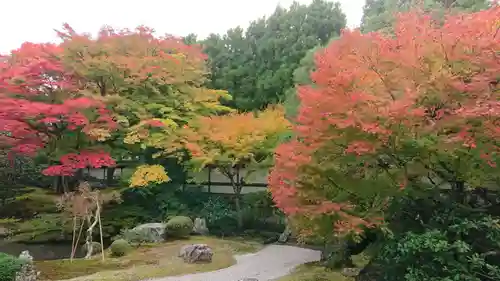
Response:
[145,244,321,281]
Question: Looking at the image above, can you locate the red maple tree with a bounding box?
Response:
[269,6,500,236]
[0,42,117,178]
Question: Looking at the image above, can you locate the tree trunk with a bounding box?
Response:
[62,176,68,193]
[72,169,84,191]
[106,167,115,186]
[234,194,243,229]
[52,176,60,193]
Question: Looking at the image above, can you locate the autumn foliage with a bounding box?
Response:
[129,164,170,188]
[168,107,290,228]
[171,107,291,170]
[0,43,117,176]
[269,7,500,236]
[0,24,232,183]
[56,24,232,149]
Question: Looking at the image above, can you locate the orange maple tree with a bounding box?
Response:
[56,24,231,122]
[269,6,500,237]
[53,24,232,185]
[167,107,290,227]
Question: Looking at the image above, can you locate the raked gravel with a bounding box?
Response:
[143,244,321,281]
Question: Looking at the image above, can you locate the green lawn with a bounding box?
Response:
[36,236,262,281]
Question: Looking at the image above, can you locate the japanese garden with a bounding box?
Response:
[0,0,498,281]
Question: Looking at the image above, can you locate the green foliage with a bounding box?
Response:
[117,228,160,246]
[369,193,500,281]
[10,214,71,242]
[0,252,22,281]
[283,38,338,120]
[0,150,48,190]
[360,0,491,33]
[121,183,209,219]
[100,204,151,240]
[203,0,346,110]
[165,216,193,238]
[241,191,285,233]
[101,184,209,239]
[200,196,238,235]
[109,239,132,257]
[198,192,285,236]
[0,187,58,219]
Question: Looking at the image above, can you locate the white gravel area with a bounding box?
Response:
[144,244,321,281]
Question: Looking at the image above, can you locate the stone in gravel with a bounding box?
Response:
[342,267,361,277]
[237,278,259,281]
[178,244,213,263]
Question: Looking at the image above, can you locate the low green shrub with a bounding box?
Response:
[366,195,500,281]
[109,239,132,257]
[377,222,500,281]
[0,252,23,281]
[200,196,238,235]
[118,227,161,245]
[10,213,72,242]
[100,204,151,240]
[165,216,193,238]
[241,191,285,233]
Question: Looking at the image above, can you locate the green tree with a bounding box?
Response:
[183,33,198,45]
[203,0,346,111]
[283,36,339,120]
[361,0,491,33]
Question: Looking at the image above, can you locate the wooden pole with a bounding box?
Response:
[97,203,105,261]
[70,216,77,262]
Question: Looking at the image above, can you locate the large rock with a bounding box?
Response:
[192,218,209,235]
[178,244,213,263]
[131,223,166,243]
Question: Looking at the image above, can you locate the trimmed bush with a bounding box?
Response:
[109,239,132,257]
[165,216,193,238]
[0,252,23,281]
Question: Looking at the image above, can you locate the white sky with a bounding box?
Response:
[0,0,365,55]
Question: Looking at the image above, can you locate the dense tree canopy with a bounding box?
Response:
[0,24,234,190]
[203,0,346,111]
[361,0,492,33]
[0,43,117,180]
[56,24,232,154]
[283,36,339,120]
[269,6,500,236]
[166,107,290,227]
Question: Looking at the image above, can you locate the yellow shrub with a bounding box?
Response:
[129,165,170,187]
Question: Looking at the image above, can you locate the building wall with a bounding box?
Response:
[84,167,135,180]
[86,166,269,194]
[186,166,269,194]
